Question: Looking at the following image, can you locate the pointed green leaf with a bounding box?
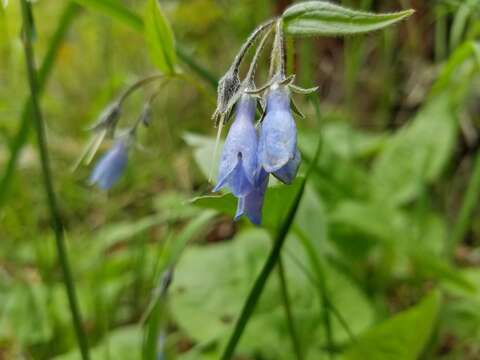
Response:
[371,92,457,206]
[282,1,414,37]
[344,291,441,360]
[144,0,176,74]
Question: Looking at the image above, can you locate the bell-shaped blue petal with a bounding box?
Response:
[234,169,269,225]
[258,86,297,173]
[213,94,257,197]
[273,147,301,184]
[90,140,128,190]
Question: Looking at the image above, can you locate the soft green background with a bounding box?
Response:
[2,0,480,359]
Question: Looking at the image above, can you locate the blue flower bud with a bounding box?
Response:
[213,95,258,197]
[273,147,301,184]
[258,85,297,173]
[90,140,128,190]
[234,169,269,225]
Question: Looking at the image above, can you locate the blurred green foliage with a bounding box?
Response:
[2,1,480,359]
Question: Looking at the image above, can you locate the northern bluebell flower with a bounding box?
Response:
[235,169,269,226]
[213,94,258,197]
[90,139,128,190]
[258,85,297,173]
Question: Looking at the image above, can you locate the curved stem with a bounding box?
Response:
[231,18,276,74]
[269,19,286,79]
[245,26,274,87]
[19,1,90,359]
[118,73,165,104]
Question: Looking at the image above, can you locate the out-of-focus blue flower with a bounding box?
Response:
[213,94,258,197]
[273,147,301,184]
[90,140,128,190]
[234,169,269,226]
[258,85,297,173]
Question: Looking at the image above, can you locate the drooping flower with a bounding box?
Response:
[258,85,297,173]
[213,94,258,197]
[90,139,128,190]
[234,169,269,226]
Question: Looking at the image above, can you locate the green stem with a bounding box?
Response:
[294,227,334,358]
[450,150,480,253]
[220,139,322,360]
[277,257,304,360]
[176,46,217,89]
[435,6,447,62]
[19,2,90,359]
[0,2,79,211]
[307,94,334,358]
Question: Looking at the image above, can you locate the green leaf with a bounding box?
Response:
[73,0,143,31]
[144,0,176,74]
[431,40,480,95]
[170,229,373,359]
[183,132,223,180]
[53,326,142,360]
[282,1,414,37]
[371,92,457,206]
[343,291,441,360]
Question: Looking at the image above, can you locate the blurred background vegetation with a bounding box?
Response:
[2,0,480,359]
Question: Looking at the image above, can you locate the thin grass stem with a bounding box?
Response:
[277,256,304,360]
[19,1,90,359]
[450,150,480,254]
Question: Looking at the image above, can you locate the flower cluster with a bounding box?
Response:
[76,75,162,190]
[212,19,315,225]
[213,84,301,225]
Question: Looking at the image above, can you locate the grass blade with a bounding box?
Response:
[450,150,480,254]
[19,1,90,358]
[278,256,304,360]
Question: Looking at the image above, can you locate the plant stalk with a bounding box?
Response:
[278,256,304,360]
[19,1,90,359]
[450,150,480,254]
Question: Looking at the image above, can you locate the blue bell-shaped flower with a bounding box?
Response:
[90,139,128,190]
[234,169,269,225]
[213,94,258,197]
[258,85,297,173]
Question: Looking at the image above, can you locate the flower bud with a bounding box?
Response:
[89,139,128,190]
